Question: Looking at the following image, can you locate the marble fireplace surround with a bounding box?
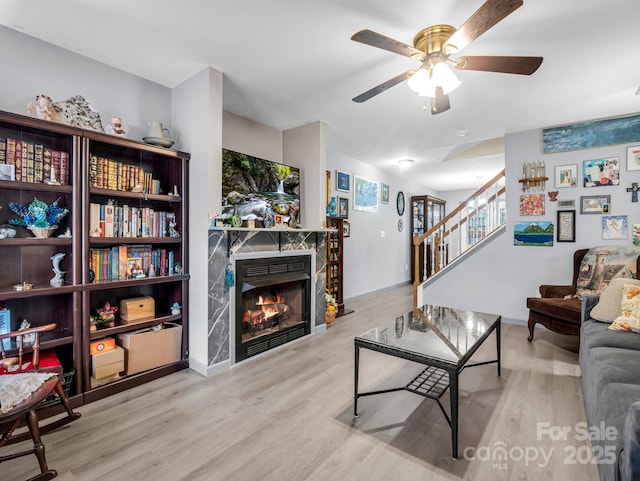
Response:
[208,228,328,372]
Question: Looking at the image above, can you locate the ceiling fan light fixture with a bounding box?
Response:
[431,62,461,95]
[407,63,460,98]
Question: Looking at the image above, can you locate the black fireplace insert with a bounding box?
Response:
[235,255,312,361]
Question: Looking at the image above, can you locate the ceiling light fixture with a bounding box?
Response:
[398,158,415,168]
[407,61,461,98]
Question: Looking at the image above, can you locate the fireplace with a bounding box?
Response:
[235,255,312,362]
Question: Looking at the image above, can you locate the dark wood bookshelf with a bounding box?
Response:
[0,109,190,407]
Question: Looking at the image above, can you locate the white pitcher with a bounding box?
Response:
[148,121,171,139]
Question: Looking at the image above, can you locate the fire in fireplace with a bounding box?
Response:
[235,255,312,361]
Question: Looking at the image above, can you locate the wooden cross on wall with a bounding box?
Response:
[628,182,640,202]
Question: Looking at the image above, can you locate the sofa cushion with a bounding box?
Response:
[592,278,640,323]
[592,383,640,481]
[619,401,640,481]
[582,319,640,352]
[527,296,581,324]
[575,246,640,299]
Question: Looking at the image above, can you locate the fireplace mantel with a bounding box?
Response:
[207,228,327,373]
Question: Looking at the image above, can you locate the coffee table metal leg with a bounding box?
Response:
[496,321,502,377]
[354,344,360,417]
[450,370,459,459]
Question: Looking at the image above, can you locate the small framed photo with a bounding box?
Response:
[557,210,576,242]
[127,257,143,279]
[338,196,349,219]
[381,183,390,203]
[274,214,284,225]
[580,195,611,214]
[627,145,640,171]
[342,219,350,238]
[558,199,575,208]
[0,163,15,181]
[602,215,628,240]
[336,170,350,192]
[555,164,577,188]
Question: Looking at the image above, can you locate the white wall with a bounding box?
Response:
[223,111,282,163]
[326,151,437,299]
[283,122,326,229]
[423,124,640,323]
[0,26,172,142]
[173,67,223,375]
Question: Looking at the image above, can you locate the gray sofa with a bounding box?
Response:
[581,295,640,481]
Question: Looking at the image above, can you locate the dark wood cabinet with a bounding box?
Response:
[0,110,189,404]
[410,195,445,282]
[326,217,346,316]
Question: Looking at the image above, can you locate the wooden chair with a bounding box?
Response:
[0,323,80,481]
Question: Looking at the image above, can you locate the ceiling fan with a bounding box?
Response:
[351,0,543,114]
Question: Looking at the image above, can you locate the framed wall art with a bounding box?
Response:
[627,145,640,171]
[342,220,350,238]
[583,157,619,187]
[520,194,545,216]
[556,210,576,242]
[381,183,390,204]
[336,170,350,192]
[353,175,379,213]
[580,195,611,214]
[514,221,554,247]
[558,199,575,208]
[338,196,349,219]
[602,215,628,240]
[555,164,577,188]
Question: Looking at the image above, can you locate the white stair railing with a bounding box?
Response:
[413,169,506,306]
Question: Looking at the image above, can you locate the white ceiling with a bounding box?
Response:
[2,0,639,191]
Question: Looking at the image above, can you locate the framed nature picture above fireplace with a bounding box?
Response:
[222,149,301,227]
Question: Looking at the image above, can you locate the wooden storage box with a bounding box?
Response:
[117,323,182,375]
[91,345,125,378]
[90,337,116,355]
[120,296,155,323]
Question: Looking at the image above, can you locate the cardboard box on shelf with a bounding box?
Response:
[117,323,182,375]
[91,345,125,379]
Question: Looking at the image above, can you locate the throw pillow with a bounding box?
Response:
[609,283,640,333]
[575,246,640,299]
[592,278,640,323]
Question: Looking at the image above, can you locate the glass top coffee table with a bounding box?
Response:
[354,304,501,459]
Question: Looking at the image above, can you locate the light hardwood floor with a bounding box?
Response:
[4,285,599,480]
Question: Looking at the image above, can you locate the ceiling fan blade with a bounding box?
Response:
[351,29,424,59]
[352,70,413,103]
[455,55,543,75]
[444,0,524,53]
[431,87,450,115]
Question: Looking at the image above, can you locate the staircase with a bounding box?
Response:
[412,169,506,306]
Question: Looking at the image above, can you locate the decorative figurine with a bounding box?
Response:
[17,320,35,345]
[27,94,57,122]
[106,116,126,137]
[170,302,181,315]
[95,302,118,328]
[50,252,66,287]
[547,191,559,202]
[167,213,179,237]
[58,226,72,238]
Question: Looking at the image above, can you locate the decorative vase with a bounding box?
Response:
[325,305,337,327]
[28,226,57,238]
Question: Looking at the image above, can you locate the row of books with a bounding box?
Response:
[0,138,70,184]
[89,155,161,194]
[89,245,177,282]
[89,202,178,238]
